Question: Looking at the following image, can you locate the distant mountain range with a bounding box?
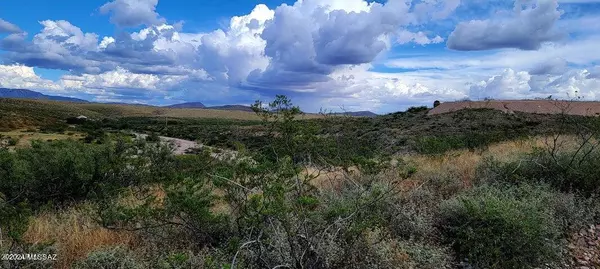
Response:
[333,111,378,117]
[208,105,255,112]
[165,102,206,108]
[0,88,89,103]
[164,102,254,112]
[0,88,377,116]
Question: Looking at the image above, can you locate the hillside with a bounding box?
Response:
[0,88,89,103]
[0,98,102,130]
[430,100,600,116]
[0,98,321,130]
[333,111,378,117]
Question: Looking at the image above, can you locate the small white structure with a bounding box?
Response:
[76,115,88,120]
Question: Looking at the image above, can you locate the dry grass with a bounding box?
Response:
[301,137,558,194]
[0,130,84,149]
[23,205,136,269]
[402,135,580,192]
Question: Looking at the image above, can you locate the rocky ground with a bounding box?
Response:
[568,224,600,269]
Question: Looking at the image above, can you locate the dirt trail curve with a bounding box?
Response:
[133,133,238,159]
[160,136,198,155]
[134,133,198,155]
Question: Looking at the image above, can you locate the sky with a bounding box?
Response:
[0,0,599,113]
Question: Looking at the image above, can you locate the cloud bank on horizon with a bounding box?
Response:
[0,0,599,113]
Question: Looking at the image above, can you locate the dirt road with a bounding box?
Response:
[134,133,238,160]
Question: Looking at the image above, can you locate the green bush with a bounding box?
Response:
[386,188,440,241]
[393,241,451,269]
[0,139,176,242]
[145,132,161,142]
[154,250,229,269]
[98,177,231,250]
[7,137,18,146]
[406,106,429,113]
[73,246,143,269]
[0,139,176,208]
[438,184,569,269]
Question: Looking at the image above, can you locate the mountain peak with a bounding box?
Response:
[0,88,89,103]
[165,102,206,109]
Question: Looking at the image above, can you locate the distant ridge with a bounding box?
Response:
[208,105,254,112]
[0,88,377,116]
[0,88,89,103]
[165,102,206,108]
[102,102,154,107]
[165,102,254,112]
[333,111,378,117]
[429,100,600,116]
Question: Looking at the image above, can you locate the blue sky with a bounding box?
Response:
[0,0,599,113]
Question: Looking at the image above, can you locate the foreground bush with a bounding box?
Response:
[0,139,174,208]
[438,184,571,269]
[0,139,175,242]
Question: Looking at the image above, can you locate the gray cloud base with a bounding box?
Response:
[447,0,563,51]
[0,19,22,34]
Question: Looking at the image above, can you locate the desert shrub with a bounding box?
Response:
[386,188,440,241]
[5,141,113,207]
[438,184,571,269]
[7,137,18,146]
[223,177,400,269]
[82,130,106,144]
[406,106,429,113]
[250,96,383,167]
[321,228,451,269]
[145,132,161,142]
[0,199,32,242]
[154,250,228,269]
[39,122,68,134]
[73,246,143,269]
[384,166,468,244]
[415,131,524,155]
[414,136,466,154]
[2,139,176,207]
[98,177,231,250]
[478,147,600,196]
[392,240,451,269]
[0,139,176,243]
